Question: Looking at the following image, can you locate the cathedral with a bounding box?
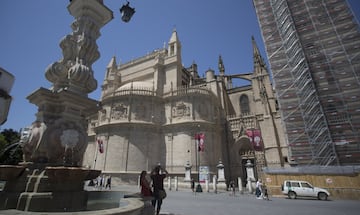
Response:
[83,30,289,185]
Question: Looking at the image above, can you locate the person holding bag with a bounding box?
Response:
[151,164,168,215]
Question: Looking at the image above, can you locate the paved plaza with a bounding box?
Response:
[162,190,359,215]
[115,184,360,215]
[1,183,359,215]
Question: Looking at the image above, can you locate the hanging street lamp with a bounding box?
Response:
[120,1,135,23]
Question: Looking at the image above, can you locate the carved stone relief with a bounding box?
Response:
[111,104,128,120]
[172,102,190,118]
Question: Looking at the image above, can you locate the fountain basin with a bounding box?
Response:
[0,165,103,212]
[0,196,144,215]
[45,166,101,182]
[0,165,25,180]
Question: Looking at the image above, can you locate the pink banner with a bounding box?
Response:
[195,133,205,152]
[246,129,263,151]
[97,139,104,153]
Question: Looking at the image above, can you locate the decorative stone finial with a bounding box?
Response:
[45,0,113,96]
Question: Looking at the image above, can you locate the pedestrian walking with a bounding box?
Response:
[262,183,269,200]
[230,180,236,196]
[100,175,105,190]
[95,176,100,189]
[151,164,168,215]
[255,179,263,199]
[191,178,195,192]
[105,175,112,189]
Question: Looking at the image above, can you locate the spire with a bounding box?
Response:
[218,55,225,76]
[168,28,181,57]
[252,36,266,69]
[169,28,179,43]
[107,56,117,69]
[104,56,117,81]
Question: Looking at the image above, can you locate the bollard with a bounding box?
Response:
[205,179,209,192]
[174,176,178,191]
[213,175,218,194]
[238,177,243,194]
[168,177,172,190]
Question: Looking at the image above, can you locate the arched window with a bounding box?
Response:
[240,94,250,114]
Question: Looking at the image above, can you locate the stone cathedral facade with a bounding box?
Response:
[83,30,289,185]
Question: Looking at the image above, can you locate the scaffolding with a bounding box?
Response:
[269,0,338,166]
[254,0,360,166]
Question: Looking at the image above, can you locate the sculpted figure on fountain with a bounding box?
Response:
[22,0,113,167]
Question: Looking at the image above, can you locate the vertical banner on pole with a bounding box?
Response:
[199,133,205,152]
[195,133,205,152]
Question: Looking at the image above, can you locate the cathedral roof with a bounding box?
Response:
[116,81,153,91]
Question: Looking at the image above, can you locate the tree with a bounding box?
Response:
[0,134,7,151]
[0,129,22,164]
[1,129,20,144]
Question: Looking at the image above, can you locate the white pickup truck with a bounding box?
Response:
[281,180,330,200]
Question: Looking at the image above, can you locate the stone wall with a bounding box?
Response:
[262,172,360,200]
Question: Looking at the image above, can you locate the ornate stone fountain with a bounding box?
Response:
[0,0,115,212]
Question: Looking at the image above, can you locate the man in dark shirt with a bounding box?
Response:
[151,165,168,215]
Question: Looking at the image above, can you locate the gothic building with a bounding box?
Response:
[83,30,288,184]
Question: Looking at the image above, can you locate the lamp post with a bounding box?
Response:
[195,125,203,192]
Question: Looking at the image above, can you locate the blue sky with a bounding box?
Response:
[1,0,360,131]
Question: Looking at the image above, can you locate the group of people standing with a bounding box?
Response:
[140,165,168,215]
[90,174,111,190]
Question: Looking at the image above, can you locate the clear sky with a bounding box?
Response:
[1,0,360,131]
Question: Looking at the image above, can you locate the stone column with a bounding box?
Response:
[245,159,255,193]
[216,160,227,190]
[184,161,192,182]
[217,160,225,181]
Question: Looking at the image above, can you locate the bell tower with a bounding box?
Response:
[168,29,182,59]
[251,36,285,167]
[251,36,276,115]
[164,29,183,88]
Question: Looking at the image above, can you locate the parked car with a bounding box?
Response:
[281,180,330,200]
